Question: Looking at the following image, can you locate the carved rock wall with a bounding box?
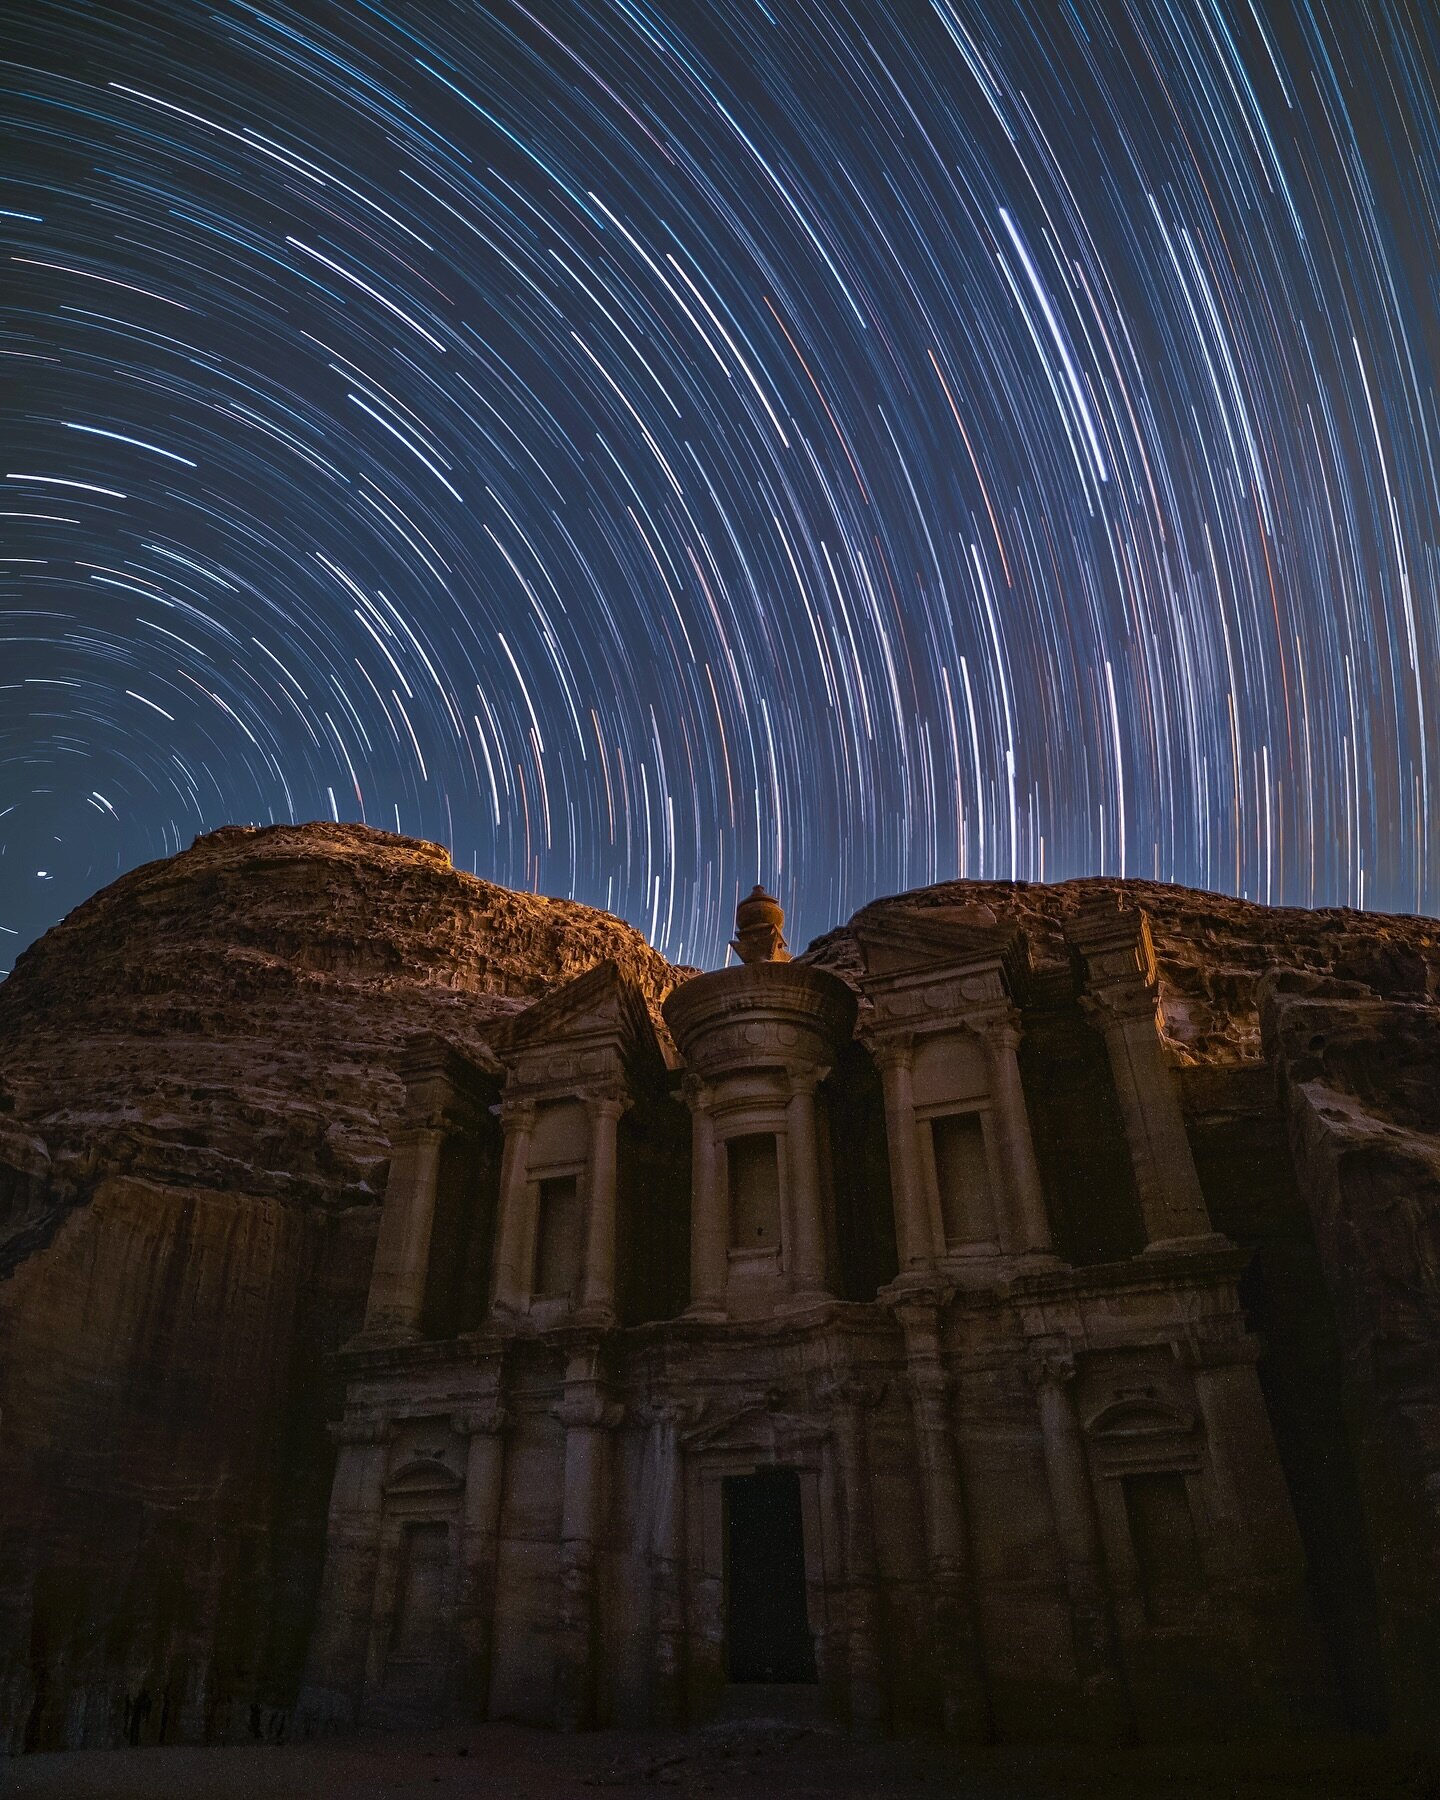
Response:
[0,823,683,1750]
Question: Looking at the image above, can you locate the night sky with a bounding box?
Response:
[3,1,1438,975]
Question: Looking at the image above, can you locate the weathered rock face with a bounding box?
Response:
[1259,971,1440,1735]
[1,841,1438,1751]
[0,823,683,1751]
[805,876,1440,1065]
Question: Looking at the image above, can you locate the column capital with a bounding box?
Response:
[1077,985,1159,1031]
[963,1003,1024,1055]
[1065,898,1158,981]
[582,1088,632,1121]
[636,1395,706,1431]
[680,1071,713,1112]
[499,1095,538,1133]
[1178,1320,1262,1369]
[784,1061,828,1094]
[552,1391,625,1432]
[1026,1336,1079,1390]
[452,1401,509,1438]
[869,1034,915,1073]
[389,1119,449,1150]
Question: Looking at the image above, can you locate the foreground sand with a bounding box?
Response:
[1,1722,1434,1800]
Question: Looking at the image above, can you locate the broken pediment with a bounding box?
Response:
[849,902,1028,988]
[490,959,663,1076]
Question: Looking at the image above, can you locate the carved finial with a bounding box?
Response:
[731,883,790,964]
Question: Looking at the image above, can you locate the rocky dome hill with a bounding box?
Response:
[0,821,684,1232]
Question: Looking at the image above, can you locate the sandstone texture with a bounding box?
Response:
[0,833,1437,1754]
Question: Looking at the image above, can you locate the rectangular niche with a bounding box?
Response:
[391,1519,451,1659]
[534,1172,582,1298]
[930,1110,998,1247]
[1122,1470,1204,1625]
[727,1132,781,1251]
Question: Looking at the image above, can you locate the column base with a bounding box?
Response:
[570,1304,617,1330]
[1009,1248,1066,1272]
[878,1266,943,1303]
[777,1287,833,1317]
[344,1324,421,1352]
[1142,1231,1232,1257]
[683,1300,727,1323]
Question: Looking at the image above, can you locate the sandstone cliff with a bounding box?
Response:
[0,823,682,1750]
[1,836,1437,1748]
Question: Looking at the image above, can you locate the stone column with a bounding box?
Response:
[894,1301,990,1739]
[552,1354,624,1730]
[785,1066,829,1302]
[642,1398,695,1724]
[874,1037,935,1279]
[577,1093,628,1325]
[300,1417,392,1729]
[974,1011,1056,1260]
[452,1398,508,1720]
[684,1076,726,1319]
[1027,1340,1131,1744]
[823,1376,888,1733]
[490,1098,536,1316]
[1068,904,1220,1251]
[363,1125,445,1340]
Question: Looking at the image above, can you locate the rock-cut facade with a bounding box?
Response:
[300,885,1328,1740]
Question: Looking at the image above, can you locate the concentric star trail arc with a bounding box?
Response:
[2,0,1438,974]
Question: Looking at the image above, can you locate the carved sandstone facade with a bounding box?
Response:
[301,892,1328,1740]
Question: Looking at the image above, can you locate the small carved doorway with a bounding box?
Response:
[723,1469,817,1683]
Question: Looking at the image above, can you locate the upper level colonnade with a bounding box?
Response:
[351,886,1227,1347]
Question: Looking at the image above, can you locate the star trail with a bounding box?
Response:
[3,0,1438,973]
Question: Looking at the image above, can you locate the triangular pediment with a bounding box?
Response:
[850,902,1022,981]
[491,959,662,1072]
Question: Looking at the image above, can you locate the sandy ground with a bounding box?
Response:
[1,1722,1435,1800]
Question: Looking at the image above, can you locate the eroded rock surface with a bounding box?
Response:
[0,823,683,1750]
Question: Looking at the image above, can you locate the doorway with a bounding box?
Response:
[723,1469,817,1683]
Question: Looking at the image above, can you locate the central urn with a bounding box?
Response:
[663,887,857,1319]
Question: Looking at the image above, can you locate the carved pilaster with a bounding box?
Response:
[490,1097,537,1317]
[360,1124,446,1341]
[452,1398,509,1719]
[683,1074,725,1319]
[552,1367,625,1730]
[1026,1338,1131,1743]
[784,1062,830,1303]
[967,1007,1057,1261]
[300,1417,395,1726]
[872,1034,935,1278]
[638,1396,703,1722]
[818,1373,889,1732]
[576,1091,631,1325]
[893,1300,990,1738]
[1068,903,1221,1253]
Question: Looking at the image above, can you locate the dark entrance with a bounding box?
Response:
[724,1469,817,1683]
